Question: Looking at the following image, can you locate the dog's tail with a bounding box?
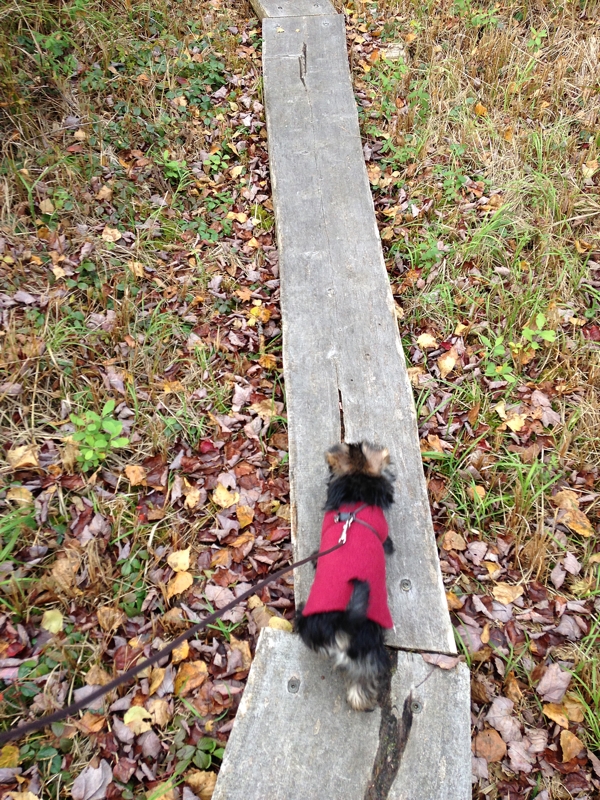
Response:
[346,579,370,622]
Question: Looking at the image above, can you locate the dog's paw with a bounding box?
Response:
[346,683,378,712]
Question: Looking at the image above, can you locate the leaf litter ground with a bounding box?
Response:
[0,0,599,798]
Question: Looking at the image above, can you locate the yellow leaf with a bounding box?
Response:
[494,401,507,420]
[445,591,464,610]
[149,667,166,695]
[236,505,254,528]
[454,323,469,336]
[417,333,438,349]
[211,548,232,568]
[184,485,202,510]
[101,226,122,242]
[127,260,145,278]
[562,508,595,538]
[229,636,253,670]
[41,609,63,634]
[563,695,585,723]
[166,571,194,599]
[249,305,271,323]
[7,444,40,470]
[230,531,254,549]
[437,346,459,379]
[581,159,598,180]
[404,32,417,43]
[172,640,189,664]
[268,616,293,632]
[574,239,591,254]
[492,583,524,605]
[502,127,514,142]
[543,703,569,728]
[7,793,39,800]
[73,128,87,141]
[560,729,585,762]
[589,553,600,565]
[229,165,244,179]
[39,198,55,215]
[123,706,152,734]
[276,503,291,522]
[247,236,260,249]
[167,547,191,573]
[212,483,239,509]
[162,380,184,394]
[76,711,106,734]
[97,605,124,632]
[0,744,20,768]
[6,486,33,506]
[174,661,208,696]
[467,485,486,501]
[258,353,278,370]
[146,697,171,727]
[96,185,113,202]
[474,102,488,117]
[125,465,147,486]
[505,413,527,432]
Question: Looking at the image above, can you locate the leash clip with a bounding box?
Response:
[335,511,356,544]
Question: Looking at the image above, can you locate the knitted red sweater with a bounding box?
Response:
[302,503,393,629]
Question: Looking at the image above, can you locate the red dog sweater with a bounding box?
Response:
[302,503,393,629]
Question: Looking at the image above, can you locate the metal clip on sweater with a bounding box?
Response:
[335,511,355,544]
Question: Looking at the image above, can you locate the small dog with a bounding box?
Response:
[296,442,395,711]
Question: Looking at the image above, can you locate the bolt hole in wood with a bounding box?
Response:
[287,677,301,693]
[400,578,411,591]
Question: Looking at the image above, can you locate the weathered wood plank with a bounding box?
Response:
[250,0,336,20]
[213,629,471,800]
[263,14,455,653]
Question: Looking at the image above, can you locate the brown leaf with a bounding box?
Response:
[536,662,571,703]
[561,508,595,538]
[561,730,585,762]
[445,591,464,610]
[563,694,585,723]
[236,505,254,528]
[174,661,208,696]
[552,489,580,511]
[443,530,467,551]
[474,102,488,116]
[97,605,124,632]
[185,770,217,800]
[124,465,147,486]
[85,665,112,686]
[474,728,507,763]
[437,346,459,379]
[101,226,121,242]
[7,444,40,470]
[421,653,460,669]
[172,640,189,664]
[146,697,171,727]
[229,636,252,671]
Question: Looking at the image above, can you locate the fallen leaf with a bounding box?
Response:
[421,653,460,669]
[167,547,191,573]
[101,226,121,242]
[502,127,514,142]
[148,782,177,800]
[39,198,55,215]
[96,185,112,202]
[445,591,464,610]
[149,667,166,695]
[6,486,33,506]
[123,706,152,734]
[71,759,113,800]
[229,636,252,670]
[467,485,486,501]
[417,332,437,349]
[0,745,19,768]
[85,665,112,686]
[474,728,507,763]
[7,793,40,800]
[185,770,217,800]
[174,661,208,696]
[236,505,254,528]
[41,609,63,634]
[505,413,527,432]
[563,694,585,723]
[443,530,467,551]
[268,616,293,632]
[536,662,571,703]
[486,697,522,743]
[166,571,194,599]
[561,729,585,762]
[172,640,189,664]
[562,508,595,538]
[249,398,283,422]
[543,703,569,728]
[492,583,524,606]
[258,353,277,370]
[7,444,40,470]
[212,483,239,509]
[96,605,124,632]
[124,465,147,486]
[552,489,580,511]
[184,483,202,510]
[437,346,458,379]
[127,260,145,278]
[582,159,598,179]
[474,102,488,116]
[146,697,171,727]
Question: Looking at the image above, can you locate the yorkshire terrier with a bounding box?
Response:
[295,442,395,711]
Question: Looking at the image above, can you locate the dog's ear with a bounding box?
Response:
[361,443,390,476]
[326,443,352,475]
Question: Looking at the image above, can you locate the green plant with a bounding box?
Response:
[527,27,548,51]
[519,313,557,349]
[69,399,129,471]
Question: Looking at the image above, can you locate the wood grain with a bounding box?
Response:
[263,14,455,653]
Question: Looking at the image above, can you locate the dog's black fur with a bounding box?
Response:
[295,442,395,711]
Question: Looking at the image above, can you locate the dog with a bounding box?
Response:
[295,442,395,711]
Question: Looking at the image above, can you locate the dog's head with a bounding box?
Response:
[326,442,390,477]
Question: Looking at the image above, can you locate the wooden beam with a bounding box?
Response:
[263,14,455,653]
[250,0,336,20]
[213,630,471,800]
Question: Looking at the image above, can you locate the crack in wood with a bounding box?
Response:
[338,386,345,441]
[299,41,307,87]
[364,651,413,800]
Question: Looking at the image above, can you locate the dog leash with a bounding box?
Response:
[333,503,381,544]
[0,541,344,746]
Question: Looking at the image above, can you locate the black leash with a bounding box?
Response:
[0,541,343,745]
